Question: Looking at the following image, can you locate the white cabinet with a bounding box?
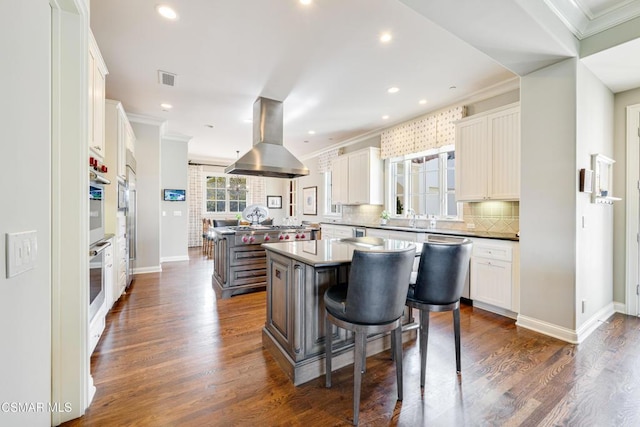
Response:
[331,147,383,205]
[88,31,108,160]
[365,228,422,243]
[89,239,112,354]
[112,214,128,305]
[469,238,519,315]
[106,99,136,180]
[331,156,349,205]
[320,224,353,239]
[455,104,520,202]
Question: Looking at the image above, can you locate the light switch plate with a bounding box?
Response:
[6,230,38,278]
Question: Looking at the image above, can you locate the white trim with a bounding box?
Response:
[625,103,640,316]
[614,301,626,313]
[128,112,166,127]
[473,301,517,320]
[516,302,614,344]
[133,266,163,274]
[516,314,579,343]
[163,133,192,143]
[161,255,190,263]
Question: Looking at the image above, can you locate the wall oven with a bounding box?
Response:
[89,168,110,244]
[89,239,110,321]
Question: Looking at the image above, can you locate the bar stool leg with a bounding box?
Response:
[454,307,461,374]
[353,332,366,425]
[393,326,403,401]
[419,309,429,388]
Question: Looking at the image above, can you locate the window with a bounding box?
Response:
[288,179,297,218]
[388,147,459,219]
[205,175,247,213]
[324,172,342,216]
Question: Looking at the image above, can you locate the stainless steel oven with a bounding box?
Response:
[89,240,110,321]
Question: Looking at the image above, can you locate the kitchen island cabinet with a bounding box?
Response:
[262,238,418,385]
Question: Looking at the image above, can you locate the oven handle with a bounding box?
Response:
[89,241,111,257]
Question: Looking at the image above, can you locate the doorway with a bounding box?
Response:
[626,103,640,316]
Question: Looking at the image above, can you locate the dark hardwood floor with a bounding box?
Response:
[63,248,640,426]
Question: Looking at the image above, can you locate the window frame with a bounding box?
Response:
[203,174,249,215]
[324,171,342,217]
[386,145,461,220]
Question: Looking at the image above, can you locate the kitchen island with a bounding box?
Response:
[261,238,420,385]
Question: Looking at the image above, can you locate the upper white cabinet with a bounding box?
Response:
[105,99,136,179]
[455,104,520,202]
[331,147,383,205]
[88,31,108,160]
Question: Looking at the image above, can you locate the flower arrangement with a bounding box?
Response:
[380,210,391,220]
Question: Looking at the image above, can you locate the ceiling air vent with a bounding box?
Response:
[158,70,177,87]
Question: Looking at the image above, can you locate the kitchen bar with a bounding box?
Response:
[261,238,420,385]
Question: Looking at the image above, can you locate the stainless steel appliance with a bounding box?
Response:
[89,168,110,245]
[89,239,111,321]
[125,150,137,287]
[212,225,318,299]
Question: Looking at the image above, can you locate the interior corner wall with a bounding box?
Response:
[0,2,53,425]
[161,138,188,261]
[131,121,162,272]
[519,58,578,330]
[575,62,614,329]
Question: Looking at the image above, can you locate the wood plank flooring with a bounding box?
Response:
[62,248,640,426]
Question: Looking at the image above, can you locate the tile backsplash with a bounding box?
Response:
[330,201,519,234]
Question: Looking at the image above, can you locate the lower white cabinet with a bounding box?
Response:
[113,214,128,305]
[469,238,519,315]
[89,238,112,354]
[320,224,353,239]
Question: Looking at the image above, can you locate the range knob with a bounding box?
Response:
[285,234,290,240]
[249,236,256,243]
[300,233,306,239]
[295,234,300,239]
[242,235,249,243]
[264,234,271,242]
[278,234,284,240]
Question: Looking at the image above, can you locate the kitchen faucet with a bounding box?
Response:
[407,209,416,228]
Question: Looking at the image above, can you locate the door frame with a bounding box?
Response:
[625,103,640,316]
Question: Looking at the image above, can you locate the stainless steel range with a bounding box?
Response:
[212,224,317,299]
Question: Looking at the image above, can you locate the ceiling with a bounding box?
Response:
[89,0,640,165]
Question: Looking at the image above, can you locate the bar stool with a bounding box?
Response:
[405,238,472,388]
[202,218,210,255]
[324,245,415,425]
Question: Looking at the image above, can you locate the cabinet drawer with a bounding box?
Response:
[473,243,512,262]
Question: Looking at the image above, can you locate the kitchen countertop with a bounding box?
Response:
[321,221,519,241]
[262,238,421,267]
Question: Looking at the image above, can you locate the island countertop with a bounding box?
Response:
[262,237,421,267]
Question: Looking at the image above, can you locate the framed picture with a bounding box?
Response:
[267,195,282,209]
[303,186,317,215]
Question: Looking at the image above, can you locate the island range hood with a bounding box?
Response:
[225,97,309,179]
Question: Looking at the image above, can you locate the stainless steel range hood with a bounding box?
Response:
[225,97,309,179]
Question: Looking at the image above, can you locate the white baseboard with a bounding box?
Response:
[613,301,626,314]
[133,266,162,274]
[516,302,615,344]
[161,255,189,263]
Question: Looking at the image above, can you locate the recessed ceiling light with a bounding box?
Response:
[387,87,399,94]
[382,115,390,120]
[157,5,178,20]
[308,130,316,135]
[380,32,392,43]
[419,99,427,105]
[160,103,173,109]
[300,0,312,5]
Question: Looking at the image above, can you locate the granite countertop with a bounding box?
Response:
[320,221,519,242]
[262,238,421,267]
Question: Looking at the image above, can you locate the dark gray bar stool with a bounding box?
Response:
[213,219,239,227]
[324,246,415,425]
[406,238,472,388]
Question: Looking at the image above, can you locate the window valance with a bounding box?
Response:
[380,106,465,159]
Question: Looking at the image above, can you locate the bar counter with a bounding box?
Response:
[261,238,419,385]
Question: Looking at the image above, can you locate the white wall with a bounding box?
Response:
[613,87,640,306]
[161,137,189,262]
[130,119,163,273]
[575,63,615,328]
[519,58,578,331]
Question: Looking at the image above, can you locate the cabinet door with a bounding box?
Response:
[386,230,417,242]
[455,117,488,201]
[331,157,349,204]
[488,107,520,200]
[88,33,107,160]
[348,151,368,204]
[364,228,389,239]
[470,257,512,309]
